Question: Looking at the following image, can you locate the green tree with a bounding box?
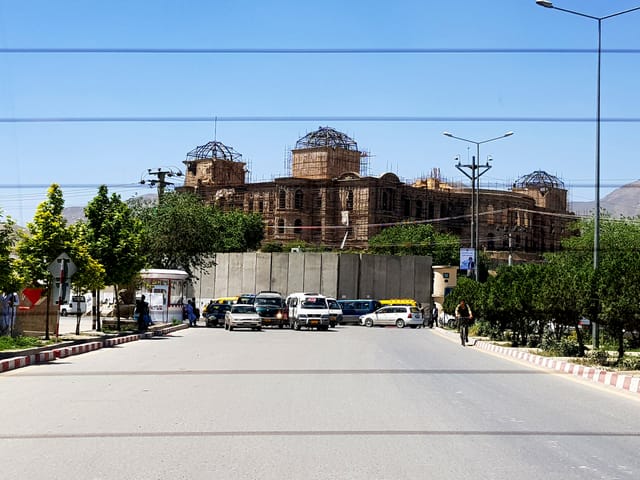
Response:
[16,185,70,285]
[442,276,485,319]
[0,210,20,294]
[66,222,106,334]
[133,191,215,277]
[15,185,72,338]
[487,263,545,346]
[85,186,146,329]
[15,184,107,337]
[538,250,592,354]
[368,224,460,265]
[213,209,265,253]
[567,217,640,358]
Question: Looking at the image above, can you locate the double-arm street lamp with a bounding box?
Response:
[444,131,514,280]
[536,0,640,347]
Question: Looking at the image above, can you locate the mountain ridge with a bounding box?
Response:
[570,179,640,218]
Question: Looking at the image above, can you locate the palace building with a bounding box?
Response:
[178,126,573,254]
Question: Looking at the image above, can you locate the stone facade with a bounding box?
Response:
[178,127,573,254]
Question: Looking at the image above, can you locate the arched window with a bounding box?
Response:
[402,196,411,217]
[294,189,304,210]
[278,189,286,209]
[277,218,285,234]
[294,219,302,235]
[381,191,389,210]
[416,200,423,218]
[440,203,448,218]
[346,190,354,211]
[487,232,495,250]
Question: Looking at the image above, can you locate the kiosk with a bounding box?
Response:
[138,269,190,324]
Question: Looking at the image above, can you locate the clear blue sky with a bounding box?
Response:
[1,0,639,225]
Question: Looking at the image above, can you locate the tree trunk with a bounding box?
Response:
[574,319,585,357]
[95,289,101,332]
[115,285,121,331]
[45,281,51,340]
[617,327,625,361]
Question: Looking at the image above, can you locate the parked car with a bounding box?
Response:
[212,296,239,305]
[285,292,330,331]
[379,298,418,307]
[253,291,288,328]
[204,303,232,327]
[59,295,88,317]
[224,304,262,331]
[338,299,382,325]
[326,297,343,328]
[236,293,256,305]
[360,305,423,328]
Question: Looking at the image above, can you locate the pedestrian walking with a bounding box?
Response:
[455,299,473,346]
[135,295,150,333]
[186,300,197,327]
[0,292,9,335]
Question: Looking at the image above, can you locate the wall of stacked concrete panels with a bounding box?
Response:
[194,252,432,306]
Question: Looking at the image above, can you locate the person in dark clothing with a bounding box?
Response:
[430,304,439,328]
[135,295,150,332]
[455,300,473,346]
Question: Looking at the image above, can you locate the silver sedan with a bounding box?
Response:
[224,304,262,331]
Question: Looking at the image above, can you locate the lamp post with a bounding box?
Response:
[444,131,514,280]
[536,0,640,347]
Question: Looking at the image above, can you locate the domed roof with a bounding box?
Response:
[514,170,564,189]
[295,126,358,151]
[186,141,243,162]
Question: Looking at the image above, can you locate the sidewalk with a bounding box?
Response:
[0,322,189,373]
[433,326,640,396]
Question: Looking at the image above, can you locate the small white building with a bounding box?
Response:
[138,269,190,323]
[432,265,457,315]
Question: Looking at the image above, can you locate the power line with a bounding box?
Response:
[1,47,639,54]
[1,115,640,124]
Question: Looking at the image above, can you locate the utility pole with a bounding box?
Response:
[140,167,183,201]
[444,131,513,281]
[454,155,492,280]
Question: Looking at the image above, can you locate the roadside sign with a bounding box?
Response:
[48,253,77,305]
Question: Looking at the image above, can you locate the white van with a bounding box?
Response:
[285,292,330,331]
[59,295,89,316]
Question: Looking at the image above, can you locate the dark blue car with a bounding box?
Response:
[337,299,382,325]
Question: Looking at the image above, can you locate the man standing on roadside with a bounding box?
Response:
[430,304,439,328]
[135,295,150,333]
[455,299,473,346]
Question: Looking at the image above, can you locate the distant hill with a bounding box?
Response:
[62,193,157,224]
[63,206,87,224]
[570,180,640,218]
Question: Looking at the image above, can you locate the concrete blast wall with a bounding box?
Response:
[195,253,431,305]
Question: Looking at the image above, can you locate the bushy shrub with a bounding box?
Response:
[619,355,640,371]
[260,241,283,253]
[527,336,541,348]
[541,334,581,357]
[585,348,610,366]
[470,320,503,340]
[0,335,47,351]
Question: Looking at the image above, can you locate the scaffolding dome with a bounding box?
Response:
[514,170,564,190]
[186,141,243,162]
[295,126,358,151]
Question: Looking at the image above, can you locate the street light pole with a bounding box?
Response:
[445,131,513,280]
[536,0,640,347]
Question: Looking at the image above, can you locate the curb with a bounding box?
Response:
[474,340,640,396]
[0,323,189,374]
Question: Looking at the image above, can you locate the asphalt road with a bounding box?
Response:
[1,325,639,480]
